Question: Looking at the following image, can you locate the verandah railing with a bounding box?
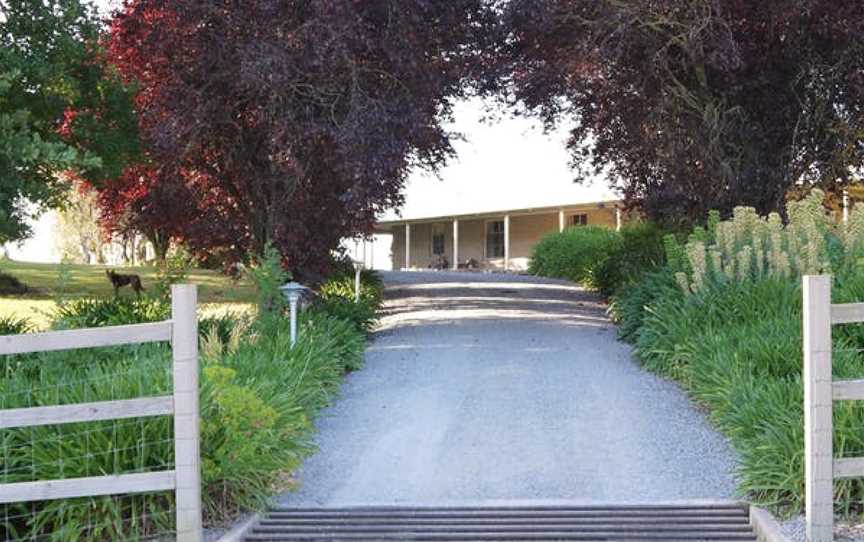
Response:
[0,284,202,541]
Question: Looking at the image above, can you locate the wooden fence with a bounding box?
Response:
[803,275,864,542]
[0,284,202,542]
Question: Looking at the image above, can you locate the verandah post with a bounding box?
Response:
[171,284,202,542]
[503,214,510,271]
[803,275,833,542]
[452,219,459,270]
[405,223,411,270]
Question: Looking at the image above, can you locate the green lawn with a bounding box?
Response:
[0,260,256,329]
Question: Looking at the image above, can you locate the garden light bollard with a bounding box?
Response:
[280,282,308,347]
[353,259,364,303]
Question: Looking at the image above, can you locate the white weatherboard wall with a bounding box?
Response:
[343,234,393,271]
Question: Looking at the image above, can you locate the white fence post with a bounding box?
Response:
[803,275,833,542]
[171,284,202,542]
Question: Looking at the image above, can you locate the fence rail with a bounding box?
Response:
[0,471,178,504]
[0,395,174,429]
[0,320,171,355]
[0,284,202,542]
[832,378,864,401]
[803,275,864,542]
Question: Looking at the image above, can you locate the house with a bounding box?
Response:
[375,199,623,272]
[355,97,626,272]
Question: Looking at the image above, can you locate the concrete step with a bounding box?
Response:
[245,504,758,541]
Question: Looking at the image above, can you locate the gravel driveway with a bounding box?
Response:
[277,271,737,506]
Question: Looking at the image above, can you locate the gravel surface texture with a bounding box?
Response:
[783,515,864,541]
[277,271,738,506]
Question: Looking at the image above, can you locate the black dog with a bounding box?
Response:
[106,270,145,297]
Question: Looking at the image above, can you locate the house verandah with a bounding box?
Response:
[375,200,623,272]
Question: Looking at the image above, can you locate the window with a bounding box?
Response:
[432,225,445,256]
[568,214,588,227]
[486,220,505,258]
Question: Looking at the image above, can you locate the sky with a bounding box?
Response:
[385,98,615,222]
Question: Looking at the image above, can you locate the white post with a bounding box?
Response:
[354,267,361,303]
[405,223,411,270]
[370,237,375,270]
[503,214,510,271]
[362,240,368,269]
[289,296,298,346]
[452,219,459,270]
[616,207,623,231]
[558,209,565,232]
[803,275,834,542]
[171,284,202,542]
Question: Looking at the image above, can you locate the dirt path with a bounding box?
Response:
[277,271,737,506]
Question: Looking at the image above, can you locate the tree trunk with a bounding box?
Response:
[148,232,171,264]
[80,243,91,264]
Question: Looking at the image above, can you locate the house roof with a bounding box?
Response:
[376,199,621,229]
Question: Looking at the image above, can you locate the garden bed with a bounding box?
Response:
[0,266,383,540]
[532,190,864,517]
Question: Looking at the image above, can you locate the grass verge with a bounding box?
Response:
[0,259,256,303]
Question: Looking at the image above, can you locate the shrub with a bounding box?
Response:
[199,311,249,345]
[199,364,310,522]
[528,221,669,297]
[0,270,29,295]
[246,243,290,315]
[318,269,384,307]
[152,251,192,299]
[608,268,679,342]
[313,297,378,334]
[594,222,667,296]
[49,292,247,348]
[234,311,366,407]
[51,297,171,329]
[613,190,864,514]
[672,189,864,295]
[300,310,366,373]
[528,226,620,287]
[0,315,33,335]
[198,309,365,522]
[315,269,384,333]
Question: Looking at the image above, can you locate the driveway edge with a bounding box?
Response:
[215,513,259,542]
[750,506,792,542]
